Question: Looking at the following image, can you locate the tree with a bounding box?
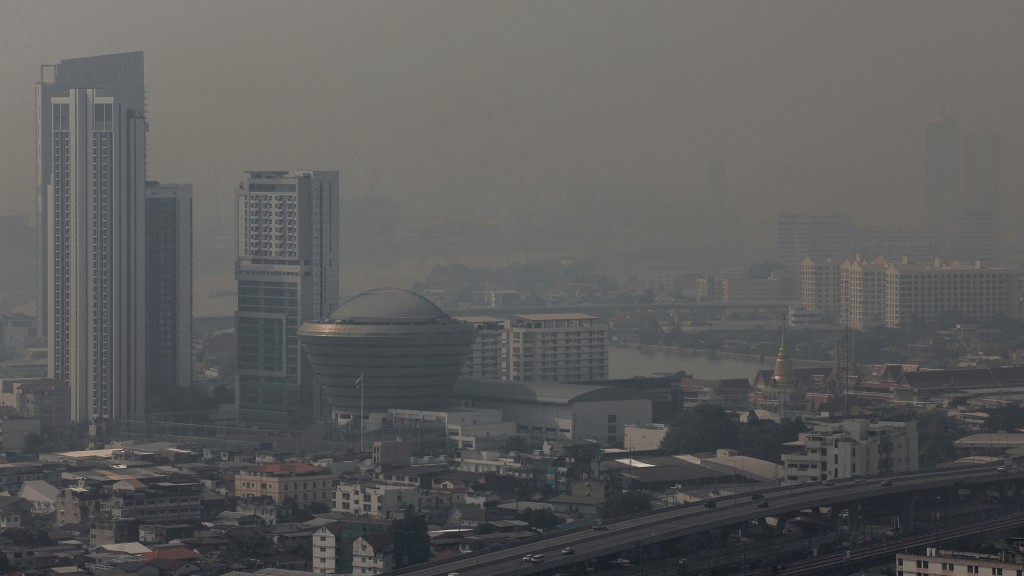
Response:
[517,508,561,530]
[917,410,965,468]
[736,416,806,462]
[982,405,1024,433]
[660,403,739,454]
[599,491,653,519]
[223,531,276,563]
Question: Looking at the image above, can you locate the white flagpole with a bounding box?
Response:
[359,371,365,453]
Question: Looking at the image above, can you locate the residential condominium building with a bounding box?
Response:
[235,170,339,421]
[506,313,608,382]
[800,257,842,322]
[144,182,192,408]
[840,256,890,329]
[455,316,507,379]
[884,259,1016,329]
[39,51,148,423]
[780,419,918,484]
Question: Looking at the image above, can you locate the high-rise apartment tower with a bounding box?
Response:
[38,52,148,423]
[145,182,193,407]
[235,170,339,421]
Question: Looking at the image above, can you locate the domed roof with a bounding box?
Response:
[328,288,449,323]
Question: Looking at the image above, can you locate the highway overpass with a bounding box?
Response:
[391,466,1024,576]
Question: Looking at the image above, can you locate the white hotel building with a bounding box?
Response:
[506,313,608,382]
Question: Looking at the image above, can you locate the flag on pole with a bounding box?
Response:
[355,373,364,389]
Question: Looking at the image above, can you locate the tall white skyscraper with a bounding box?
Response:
[235,170,339,422]
[37,52,148,423]
[145,182,193,408]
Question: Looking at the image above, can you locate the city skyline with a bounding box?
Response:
[4,2,1024,313]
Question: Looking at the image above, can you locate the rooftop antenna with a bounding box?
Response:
[844,325,851,419]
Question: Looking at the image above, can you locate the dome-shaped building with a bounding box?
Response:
[298,288,476,420]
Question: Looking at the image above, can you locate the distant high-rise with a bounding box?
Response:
[705,159,726,204]
[38,52,148,423]
[36,52,147,343]
[923,116,960,256]
[776,213,856,273]
[953,131,1001,263]
[235,170,339,422]
[145,182,193,408]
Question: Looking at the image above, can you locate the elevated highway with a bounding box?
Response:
[393,467,1024,576]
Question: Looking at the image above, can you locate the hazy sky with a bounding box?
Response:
[2,1,1023,237]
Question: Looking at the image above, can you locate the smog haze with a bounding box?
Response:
[3,1,1024,314]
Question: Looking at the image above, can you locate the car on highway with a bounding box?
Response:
[822,479,834,486]
[750,494,764,500]
[997,466,1008,473]
[704,500,717,508]
[757,500,770,508]
[591,519,607,530]
[880,479,893,486]
[561,547,575,555]
[530,554,544,563]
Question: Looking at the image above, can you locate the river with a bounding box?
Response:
[609,345,823,381]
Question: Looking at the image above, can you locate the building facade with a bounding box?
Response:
[233,463,334,507]
[924,115,961,257]
[800,257,842,322]
[776,213,856,273]
[455,316,507,379]
[506,314,608,382]
[235,170,339,421]
[144,182,193,407]
[333,483,418,519]
[781,419,918,484]
[840,256,889,329]
[953,130,1001,264]
[884,260,1016,329]
[39,52,148,423]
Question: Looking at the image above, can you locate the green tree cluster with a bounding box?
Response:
[599,491,653,519]
[516,508,561,530]
[917,409,966,468]
[981,405,1024,433]
[660,404,806,462]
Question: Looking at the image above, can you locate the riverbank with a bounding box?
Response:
[611,342,833,367]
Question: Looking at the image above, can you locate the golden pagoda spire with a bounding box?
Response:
[773,327,795,389]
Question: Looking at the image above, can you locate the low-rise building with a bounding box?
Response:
[311,515,428,575]
[452,378,651,447]
[234,463,333,507]
[781,419,918,484]
[0,415,41,453]
[897,546,1024,576]
[352,533,395,575]
[0,378,70,432]
[681,378,751,412]
[333,483,418,519]
[623,424,667,452]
